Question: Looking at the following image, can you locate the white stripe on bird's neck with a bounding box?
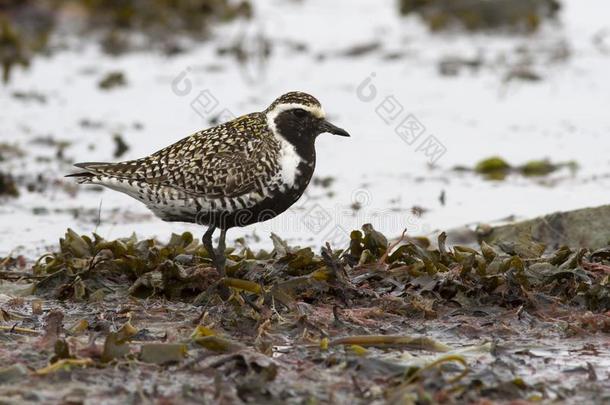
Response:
[265,103,324,188]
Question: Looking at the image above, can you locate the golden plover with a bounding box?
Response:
[68,91,350,276]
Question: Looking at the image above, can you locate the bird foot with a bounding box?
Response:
[211,254,230,299]
[213,251,227,278]
[201,227,229,299]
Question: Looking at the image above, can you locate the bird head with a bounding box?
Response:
[265,92,350,146]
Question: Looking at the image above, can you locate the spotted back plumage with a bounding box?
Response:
[75,112,282,198]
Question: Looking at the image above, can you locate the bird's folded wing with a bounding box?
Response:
[73,112,281,199]
[164,150,276,198]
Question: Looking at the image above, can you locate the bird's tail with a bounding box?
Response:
[65,171,95,183]
[65,162,112,184]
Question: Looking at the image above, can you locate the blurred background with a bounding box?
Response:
[0,0,609,256]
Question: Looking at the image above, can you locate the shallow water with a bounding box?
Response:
[1,0,610,256]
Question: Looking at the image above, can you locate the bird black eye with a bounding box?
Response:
[292,108,308,118]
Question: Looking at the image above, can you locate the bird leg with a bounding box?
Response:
[202,225,219,273]
[201,225,227,278]
[216,228,227,277]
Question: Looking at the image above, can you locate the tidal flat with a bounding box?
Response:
[1,0,609,403]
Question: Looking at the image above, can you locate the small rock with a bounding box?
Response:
[174,254,195,265]
[98,72,127,90]
[113,133,129,158]
[0,172,19,197]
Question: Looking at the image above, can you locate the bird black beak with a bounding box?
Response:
[319,119,350,137]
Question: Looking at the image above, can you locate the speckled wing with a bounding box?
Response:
[74,113,281,199]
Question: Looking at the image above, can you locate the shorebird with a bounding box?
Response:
[68,91,350,276]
